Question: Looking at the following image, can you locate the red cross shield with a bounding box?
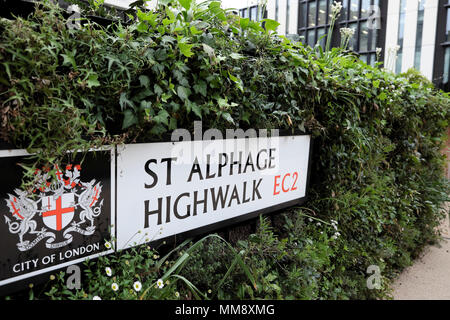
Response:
[42,193,75,231]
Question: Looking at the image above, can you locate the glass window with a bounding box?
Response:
[318,0,327,26]
[299,0,383,56]
[446,8,450,42]
[286,0,290,32]
[444,47,450,84]
[341,0,349,20]
[414,1,425,70]
[298,30,305,42]
[370,28,377,51]
[361,0,370,18]
[359,21,369,52]
[418,0,426,10]
[307,29,316,46]
[398,10,405,41]
[317,27,326,48]
[350,0,359,20]
[250,6,257,21]
[360,54,368,64]
[369,53,376,66]
[348,22,357,50]
[396,0,407,73]
[275,0,278,21]
[308,1,317,27]
[396,52,403,74]
[299,2,306,29]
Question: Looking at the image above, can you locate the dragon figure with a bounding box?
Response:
[5,189,45,248]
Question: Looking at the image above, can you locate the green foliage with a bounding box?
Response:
[1,0,449,300]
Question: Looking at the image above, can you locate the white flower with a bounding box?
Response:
[331,1,343,15]
[105,267,112,277]
[93,296,102,300]
[332,231,341,240]
[157,279,164,289]
[111,282,119,291]
[388,45,401,55]
[105,241,112,249]
[340,27,355,38]
[175,291,180,298]
[376,47,382,55]
[133,281,142,292]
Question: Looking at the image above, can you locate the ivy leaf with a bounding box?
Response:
[228,71,244,92]
[136,9,157,27]
[190,102,202,119]
[377,92,387,101]
[190,25,203,35]
[221,112,235,124]
[241,111,251,124]
[261,19,280,33]
[208,2,227,21]
[136,21,148,33]
[373,80,380,89]
[61,49,77,69]
[122,109,137,129]
[202,43,215,59]
[230,52,244,60]
[155,49,168,61]
[193,81,207,97]
[178,42,194,58]
[86,73,100,88]
[178,0,193,11]
[154,84,163,97]
[168,117,177,130]
[120,92,134,110]
[140,100,152,110]
[177,85,191,101]
[153,109,170,126]
[139,75,150,88]
[240,17,249,30]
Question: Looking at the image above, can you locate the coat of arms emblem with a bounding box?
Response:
[3,164,103,251]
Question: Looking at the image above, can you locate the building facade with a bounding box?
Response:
[245,0,450,91]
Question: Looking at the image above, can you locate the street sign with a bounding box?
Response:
[116,135,311,250]
[0,134,312,288]
[0,148,115,286]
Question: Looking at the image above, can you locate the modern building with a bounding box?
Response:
[238,0,450,91]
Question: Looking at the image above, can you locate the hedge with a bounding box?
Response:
[0,0,449,300]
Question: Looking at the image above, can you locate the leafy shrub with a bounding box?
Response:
[1,0,449,300]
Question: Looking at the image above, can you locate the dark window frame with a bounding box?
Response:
[239,5,267,22]
[433,0,450,91]
[297,0,387,66]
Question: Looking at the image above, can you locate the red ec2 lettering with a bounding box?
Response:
[274,172,299,195]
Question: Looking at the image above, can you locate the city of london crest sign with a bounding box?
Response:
[4,164,104,252]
